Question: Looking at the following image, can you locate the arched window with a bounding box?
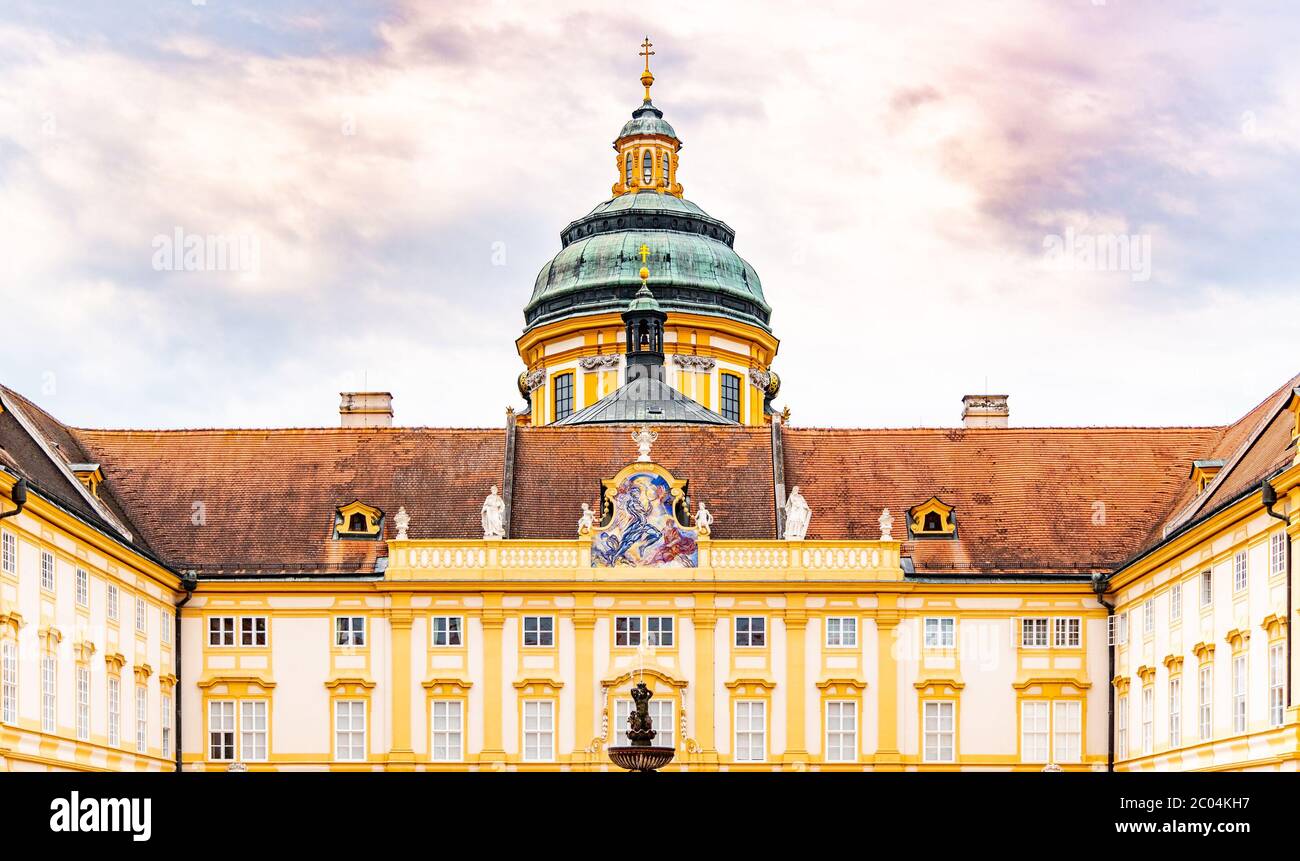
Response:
[349,513,367,533]
[642,150,653,185]
[661,151,671,185]
[625,152,633,186]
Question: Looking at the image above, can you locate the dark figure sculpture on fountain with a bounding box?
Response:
[627,681,657,746]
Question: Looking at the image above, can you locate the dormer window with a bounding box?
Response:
[70,464,104,499]
[1189,460,1225,495]
[334,500,384,540]
[909,497,957,539]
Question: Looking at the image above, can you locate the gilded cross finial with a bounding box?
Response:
[639,36,655,101]
[637,243,651,283]
[638,243,650,264]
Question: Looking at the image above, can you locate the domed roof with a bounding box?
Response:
[618,100,677,139]
[524,193,771,332]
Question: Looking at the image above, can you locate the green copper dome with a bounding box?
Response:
[524,192,771,332]
[618,101,677,139]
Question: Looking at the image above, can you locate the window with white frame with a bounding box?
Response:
[76,568,89,607]
[1,640,16,725]
[615,698,673,748]
[923,701,955,762]
[430,700,463,761]
[1021,617,1049,648]
[1117,612,1129,646]
[1117,694,1128,759]
[108,676,121,747]
[522,700,554,761]
[208,616,235,647]
[646,616,673,647]
[1142,601,1153,635]
[924,617,955,649]
[1168,677,1181,747]
[1232,551,1248,593]
[1054,617,1081,648]
[1199,570,1212,607]
[1054,700,1082,763]
[825,701,857,762]
[240,700,267,761]
[135,597,147,633]
[1169,582,1182,623]
[107,583,119,622]
[335,616,366,647]
[522,616,553,647]
[161,694,172,758]
[1271,531,1286,578]
[161,609,171,645]
[1198,664,1213,740]
[1269,643,1285,727]
[41,653,55,733]
[240,616,267,647]
[1141,686,1153,755]
[734,700,766,762]
[431,616,462,647]
[209,700,235,760]
[136,685,148,753]
[826,617,858,648]
[1021,701,1049,762]
[1232,653,1247,733]
[41,550,54,592]
[735,617,766,648]
[334,700,366,761]
[614,616,641,647]
[0,531,14,575]
[76,666,90,741]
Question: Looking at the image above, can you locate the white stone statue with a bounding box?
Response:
[394,506,410,541]
[782,485,811,541]
[577,502,595,536]
[632,424,658,462]
[695,501,713,535]
[481,485,505,540]
[878,507,893,541]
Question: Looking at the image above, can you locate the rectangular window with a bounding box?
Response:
[1021,701,1049,763]
[0,531,14,575]
[1269,643,1285,727]
[209,700,235,761]
[431,616,462,647]
[108,676,121,747]
[1117,612,1129,646]
[734,700,766,762]
[734,616,766,648]
[41,654,56,733]
[1053,617,1081,648]
[615,698,673,749]
[430,700,463,761]
[614,616,642,648]
[1168,677,1181,747]
[1169,582,1182,622]
[924,617,955,649]
[1,641,16,725]
[1117,694,1128,759]
[135,597,147,633]
[825,701,857,762]
[76,666,90,741]
[136,685,148,753]
[76,568,89,607]
[522,615,554,647]
[522,700,554,761]
[1200,570,1213,607]
[1233,551,1248,593]
[923,701,955,763]
[1198,665,1213,740]
[1232,654,1247,734]
[720,373,741,423]
[107,583,119,622]
[240,700,267,761]
[1053,700,1082,764]
[208,616,235,647]
[240,616,267,647]
[334,700,366,761]
[1142,601,1153,635]
[1271,531,1287,577]
[553,373,574,421]
[335,616,366,647]
[826,616,858,648]
[161,609,172,645]
[161,694,172,758]
[1141,686,1153,755]
[41,550,55,592]
[646,616,673,647]
[1020,617,1049,648]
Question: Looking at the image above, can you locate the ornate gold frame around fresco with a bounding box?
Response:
[597,461,692,529]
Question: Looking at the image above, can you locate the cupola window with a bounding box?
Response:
[625,152,633,186]
[642,150,653,185]
[661,151,671,185]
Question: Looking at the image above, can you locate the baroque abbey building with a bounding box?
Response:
[1,45,1298,773]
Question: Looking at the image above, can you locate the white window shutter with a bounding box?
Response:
[1107,614,1116,646]
[1011,617,1021,648]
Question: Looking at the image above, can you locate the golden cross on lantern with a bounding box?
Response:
[638,243,651,263]
[639,37,654,72]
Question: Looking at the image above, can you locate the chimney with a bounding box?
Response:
[339,392,393,428]
[961,394,1009,429]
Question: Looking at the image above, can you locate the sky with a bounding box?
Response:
[0,0,1297,430]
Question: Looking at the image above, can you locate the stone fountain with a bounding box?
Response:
[607,681,675,772]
